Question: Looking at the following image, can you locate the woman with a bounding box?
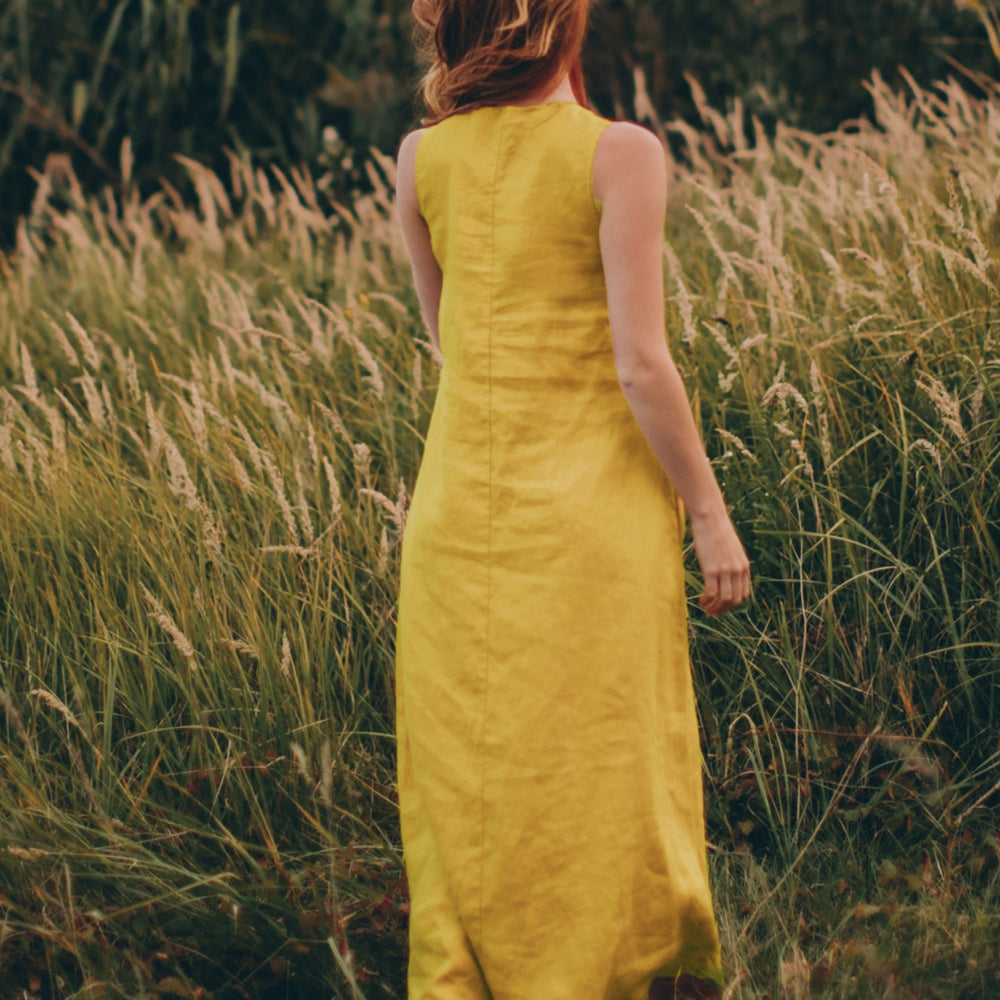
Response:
[393,2,751,998]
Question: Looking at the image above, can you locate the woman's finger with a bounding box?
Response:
[717,570,734,611]
[699,572,720,610]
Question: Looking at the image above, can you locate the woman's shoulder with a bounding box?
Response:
[397,126,428,164]
[592,119,666,204]
[595,118,662,152]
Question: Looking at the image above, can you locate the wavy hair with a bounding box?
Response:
[411,0,593,123]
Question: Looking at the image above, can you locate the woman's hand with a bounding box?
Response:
[689,509,751,616]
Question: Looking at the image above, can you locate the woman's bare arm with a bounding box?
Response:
[593,122,750,615]
[396,129,443,351]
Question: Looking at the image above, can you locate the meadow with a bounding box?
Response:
[1,66,999,999]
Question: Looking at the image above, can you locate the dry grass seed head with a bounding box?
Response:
[140,584,198,669]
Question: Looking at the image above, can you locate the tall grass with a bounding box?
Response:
[1,70,998,998]
[667,66,1000,852]
[1,143,420,998]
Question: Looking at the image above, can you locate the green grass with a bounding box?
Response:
[1,70,998,999]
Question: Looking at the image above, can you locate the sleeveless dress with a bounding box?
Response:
[394,101,724,1000]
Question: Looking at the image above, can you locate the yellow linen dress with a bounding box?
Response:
[394,101,723,1000]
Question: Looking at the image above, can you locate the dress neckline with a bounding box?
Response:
[455,101,582,114]
[501,100,580,109]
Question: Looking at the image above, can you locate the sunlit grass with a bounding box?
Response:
[0,69,998,998]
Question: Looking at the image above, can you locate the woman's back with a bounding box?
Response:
[410,100,657,536]
[417,102,614,383]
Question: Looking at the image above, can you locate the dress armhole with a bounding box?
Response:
[590,120,615,220]
[587,118,614,222]
[412,127,430,223]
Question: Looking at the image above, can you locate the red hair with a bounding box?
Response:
[411,0,593,124]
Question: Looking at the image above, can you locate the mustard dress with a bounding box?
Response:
[394,101,723,1000]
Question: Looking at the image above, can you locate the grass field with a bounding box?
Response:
[1,66,999,999]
